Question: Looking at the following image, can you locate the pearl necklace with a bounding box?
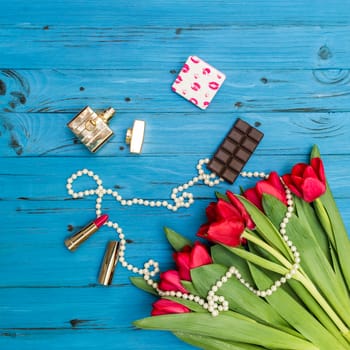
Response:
[66,159,300,317]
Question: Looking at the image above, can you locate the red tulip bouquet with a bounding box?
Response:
[132,145,350,350]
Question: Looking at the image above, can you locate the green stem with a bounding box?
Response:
[244,231,350,341]
[243,231,293,269]
[294,271,349,337]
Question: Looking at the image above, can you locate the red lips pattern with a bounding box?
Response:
[171,56,226,110]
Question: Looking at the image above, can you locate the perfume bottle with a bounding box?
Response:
[67,106,116,152]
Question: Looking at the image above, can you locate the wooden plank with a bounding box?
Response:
[1,155,349,199]
[1,112,350,157]
[0,26,349,69]
[2,69,350,114]
[0,196,349,286]
[0,0,349,26]
[0,328,193,350]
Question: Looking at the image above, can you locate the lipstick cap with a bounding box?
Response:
[98,241,120,286]
[64,221,98,251]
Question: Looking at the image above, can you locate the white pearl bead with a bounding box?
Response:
[229,266,236,274]
[212,310,219,317]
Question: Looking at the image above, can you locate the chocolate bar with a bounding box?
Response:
[207,119,264,183]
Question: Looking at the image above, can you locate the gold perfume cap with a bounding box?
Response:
[98,241,120,286]
[99,107,115,124]
[125,119,146,154]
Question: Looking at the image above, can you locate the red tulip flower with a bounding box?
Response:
[173,241,212,281]
[158,270,188,294]
[197,191,254,247]
[243,171,287,211]
[151,299,190,316]
[282,158,326,202]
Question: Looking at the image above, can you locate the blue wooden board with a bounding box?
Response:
[1,1,350,349]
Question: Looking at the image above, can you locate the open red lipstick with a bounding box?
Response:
[65,214,109,251]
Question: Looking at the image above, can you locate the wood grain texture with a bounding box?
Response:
[1,1,350,349]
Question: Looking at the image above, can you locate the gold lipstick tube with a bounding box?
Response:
[98,241,120,286]
[65,222,99,251]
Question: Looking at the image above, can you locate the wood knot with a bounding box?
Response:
[318,45,332,60]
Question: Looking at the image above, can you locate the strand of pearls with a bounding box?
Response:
[66,159,222,214]
[66,161,300,317]
[65,159,222,283]
[151,172,301,317]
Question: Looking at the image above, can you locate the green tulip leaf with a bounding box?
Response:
[236,195,291,259]
[190,264,290,328]
[227,246,288,276]
[211,244,255,286]
[293,196,331,261]
[249,264,348,350]
[175,332,268,350]
[164,226,192,252]
[134,312,319,350]
[163,296,206,313]
[130,276,157,295]
[181,280,199,296]
[262,194,350,326]
[215,191,229,201]
[286,278,347,343]
[310,145,350,291]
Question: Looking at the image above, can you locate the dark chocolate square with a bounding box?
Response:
[207,118,264,184]
[228,157,245,172]
[222,168,239,183]
[208,158,225,175]
[222,139,237,153]
[216,149,232,164]
[235,148,251,162]
[235,119,250,133]
[242,137,257,151]
[248,128,264,142]
[228,128,244,143]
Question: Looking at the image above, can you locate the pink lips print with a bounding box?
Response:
[208,81,220,90]
[190,56,201,64]
[189,98,198,105]
[175,75,183,84]
[202,67,211,75]
[182,64,190,73]
[191,82,201,91]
